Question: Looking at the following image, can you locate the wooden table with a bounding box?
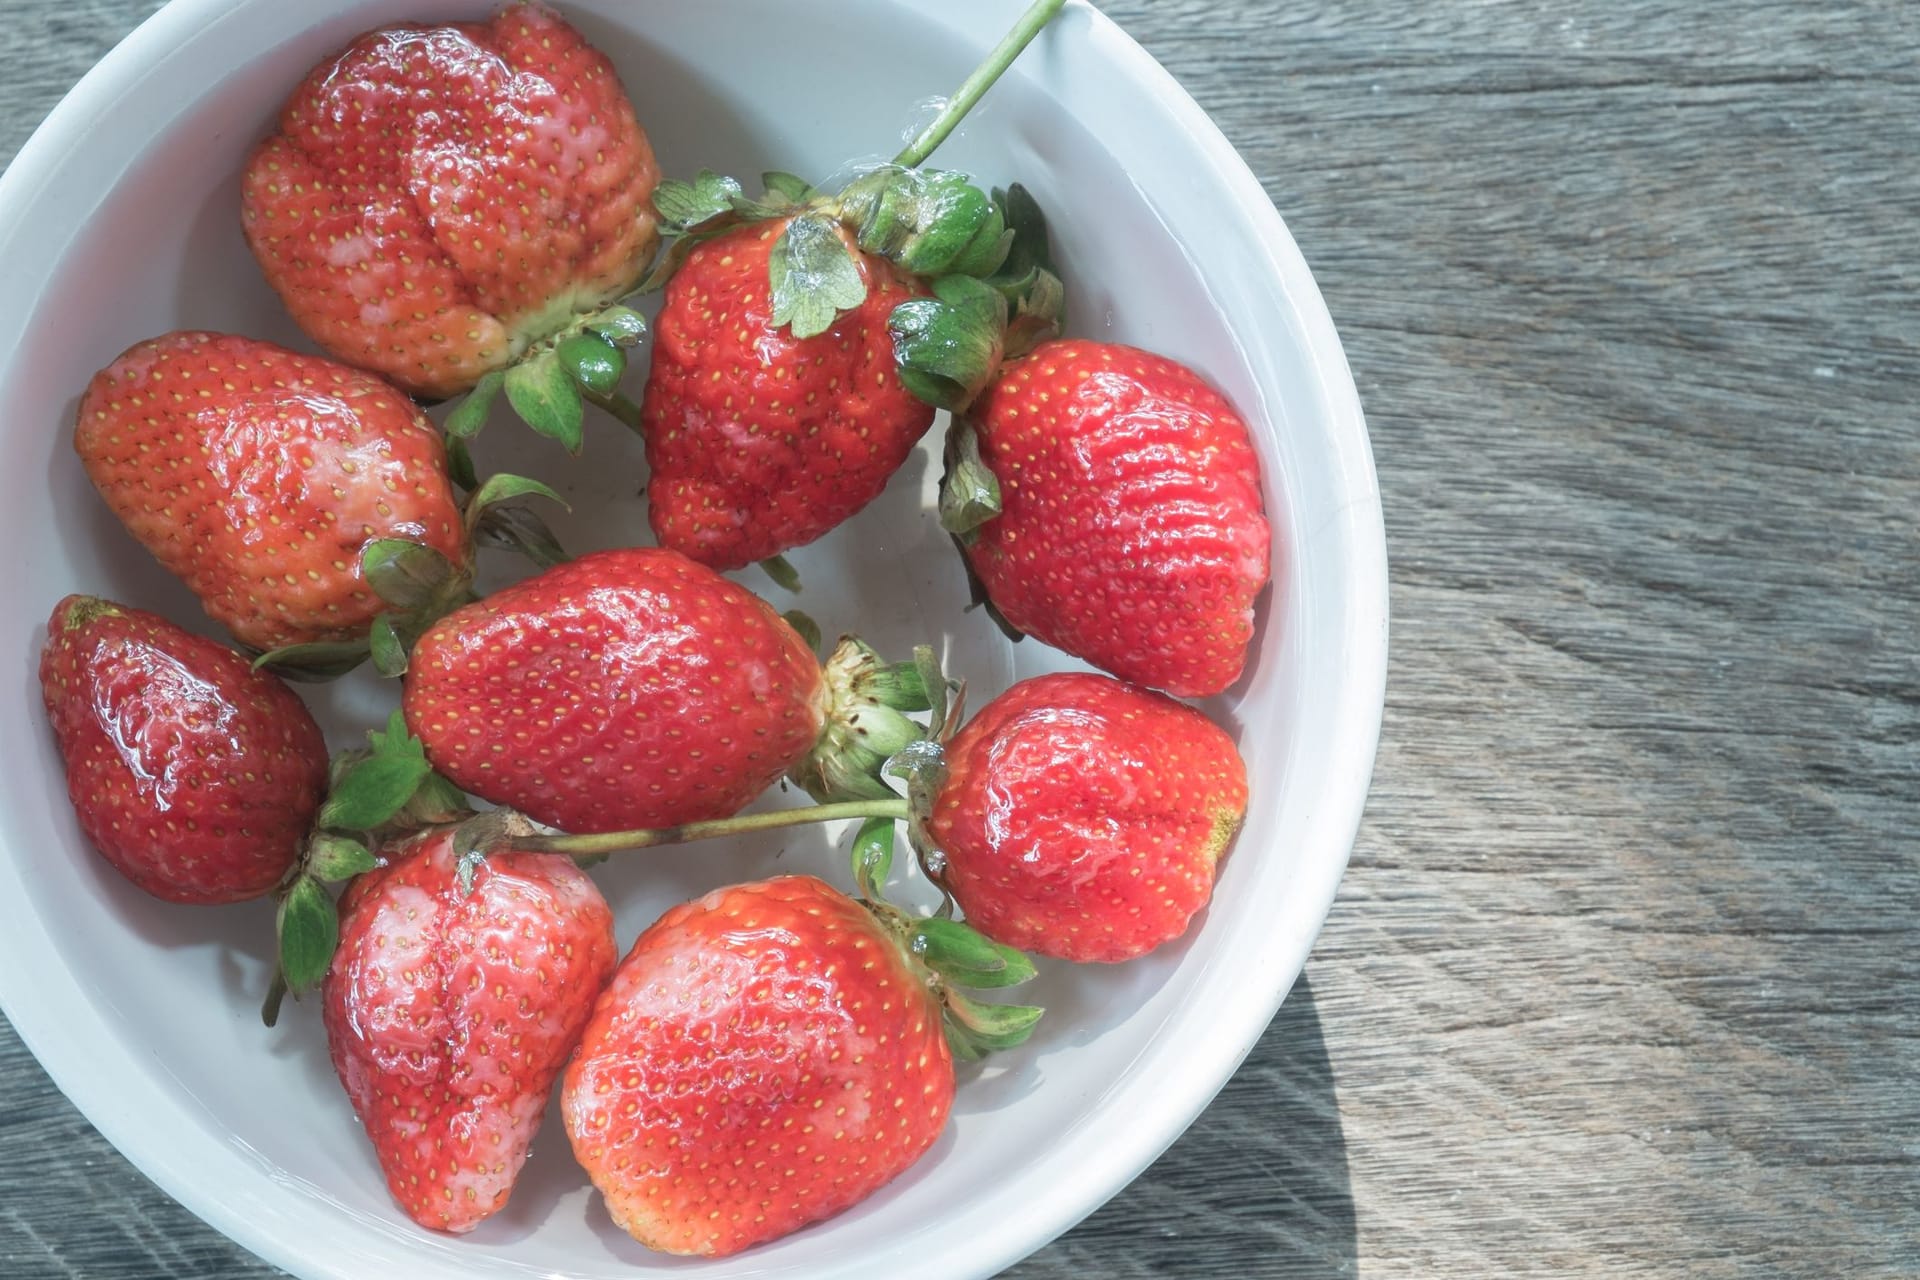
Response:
[4,1,1915,1275]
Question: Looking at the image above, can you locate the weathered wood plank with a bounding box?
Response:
[3,1,1916,1276]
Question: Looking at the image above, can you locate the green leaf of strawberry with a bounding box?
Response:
[505,353,586,452]
[585,304,648,348]
[850,816,896,901]
[318,743,432,831]
[556,331,626,393]
[278,874,339,995]
[769,213,868,340]
[447,369,505,440]
[889,274,1009,413]
[654,169,745,231]
[938,421,1004,537]
[307,835,378,883]
[361,538,462,612]
[368,614,409,677]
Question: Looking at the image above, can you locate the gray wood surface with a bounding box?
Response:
[4,0,1916,1276]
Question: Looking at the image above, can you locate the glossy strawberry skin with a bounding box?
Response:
[74,331,468,652]
[640,219,934,570]
[38,595,328,905]
[928,672,1249,964]
[962,339,1271,698]
[402,547,825,834]
[324,828,616,1234]
[562,875,952,1257]
[242,2,659,399]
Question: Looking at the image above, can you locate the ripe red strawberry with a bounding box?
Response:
[640,219,933,571]
[402,546,929,833]
[38,595,328,905]
[75,331,469,654]
[946,339,1271,698]
[242,2,660,402]
[925,671,1249,963]
[324,827,617,1234]
[562,876,1001,1257]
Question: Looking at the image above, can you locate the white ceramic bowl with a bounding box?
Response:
[0,1,1385,1275]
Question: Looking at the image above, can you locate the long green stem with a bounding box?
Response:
[892,0,1067,168]
[518,798,911,859]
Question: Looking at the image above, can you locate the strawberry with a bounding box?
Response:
[923,671,1249,963]
[401,546,931,833]
[323,827,616,1234]
[241,0,660,433]
[74,332,471,658]
[941,339,1272,698]
[633,1,1069,580]
[638,219,933,571]
[560,874,1039,1257]
[38,594,328,905]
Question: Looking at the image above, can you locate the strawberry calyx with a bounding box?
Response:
[789,638,947,803]
[252,471,570,681]
[861,894,1045,1061]
[639,0,1066,409]
[444,303,649,452]
[263,712,473,1026]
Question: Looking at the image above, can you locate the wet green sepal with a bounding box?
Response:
[843,168,1011,280]
[317,713,433,831]
[444,433,479,492]
[368,615,408,677]
[782,609,822,655]
[912,917,1036,988]
[277,875,338,996]
[474,504,571,569]
[891,275,1009,413]
[556,331,626,394]
[446,369,505,440]
[850,816,897,901]
[586,305,648,348]
[943,989,1044,1060]
[791,637,931,802]
[306,834,376,883]
[654,169,746,231]
[361,538,462,613]
[760,554,803,594]
[252,637,372,682]
[770,212,868,340]
[464,472,569,533]
[504,353,585,452]
[939,421,1003,538]
[762,171,817,205]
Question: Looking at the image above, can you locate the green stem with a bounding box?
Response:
[892,0,1067,168]
[519,798,911,859]
[582,388,645,436]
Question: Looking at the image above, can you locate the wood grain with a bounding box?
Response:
[3,1,1916,1276]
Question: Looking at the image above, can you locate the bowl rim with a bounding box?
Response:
[0,1,1387,1275]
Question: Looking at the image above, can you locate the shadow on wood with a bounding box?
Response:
[1008,974,1355,1278]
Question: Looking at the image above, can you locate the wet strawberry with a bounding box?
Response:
[640,219,933,571]
[926,671,1249,963]
[324,828,617,1233]
[74,331,469,654]
[38,595,328,904]
[945,339,1271,698]
[242,1,659,403]
[401,547,930,833]
[562,875,1035,1257]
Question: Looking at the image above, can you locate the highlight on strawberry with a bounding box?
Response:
[630,0,1070,583]
[241,1,660,451]
[38,595,329,905]
[324,826,617,1234]
[399,546,936,834]
[940,339,1274,698]
[74,331,569,680]
[562,874,1041,1257]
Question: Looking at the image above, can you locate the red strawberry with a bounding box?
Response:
[242,1,659,402]
[38,595,328,905]
[640,219,933,570]
[324,827,617,1234]
[401,546,929,833]
[925,671,1248,963]
[945,339,1271,698]
[563,875,1033,1257]
[75,332,469,654]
